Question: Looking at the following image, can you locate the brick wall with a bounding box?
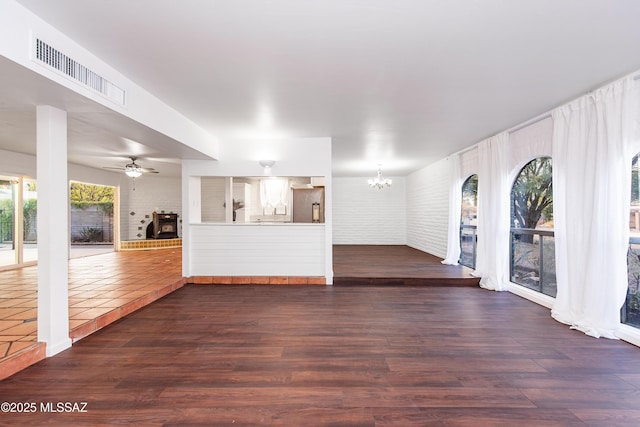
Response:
[406,158,450,258]
[332,176,406,245]
[126,176,182,240]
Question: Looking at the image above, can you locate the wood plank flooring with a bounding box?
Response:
[333,245,479,286]
[0,284,638,426]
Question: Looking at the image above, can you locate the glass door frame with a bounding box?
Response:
[0,175,37,271]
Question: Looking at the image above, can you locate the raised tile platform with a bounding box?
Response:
[119,238,182,251]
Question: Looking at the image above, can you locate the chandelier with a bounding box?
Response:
[368,167,392,189]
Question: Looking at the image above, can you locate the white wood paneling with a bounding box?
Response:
[189,223,325,276]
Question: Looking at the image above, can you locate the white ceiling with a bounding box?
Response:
[4,0,640,177]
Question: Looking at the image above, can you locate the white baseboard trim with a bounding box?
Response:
[45,337,72,357]
[507,282,555,309]
[507,282,640,348]
[616,324,640,347]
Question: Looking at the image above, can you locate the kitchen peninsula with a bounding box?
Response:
[185,175,329,284]
[180,137,333,284]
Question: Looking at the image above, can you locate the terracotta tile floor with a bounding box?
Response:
[0,248,183,379]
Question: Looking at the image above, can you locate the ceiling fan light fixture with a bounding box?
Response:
[125,162,142,178]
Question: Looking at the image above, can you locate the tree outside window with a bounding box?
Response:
[510,157,556,297]
[459,174,478,268]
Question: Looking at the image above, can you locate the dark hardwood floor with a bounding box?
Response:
[333,245,479,286]
[0,284,639,426]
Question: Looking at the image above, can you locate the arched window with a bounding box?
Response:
[459,174,478,268]
[510,157,556,297]
[624,154,640,327]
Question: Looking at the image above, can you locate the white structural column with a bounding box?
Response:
[36,105,72,356]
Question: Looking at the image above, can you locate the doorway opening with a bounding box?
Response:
[69,181,116,258]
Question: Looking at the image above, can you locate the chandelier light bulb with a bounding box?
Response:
[368,167,392,189]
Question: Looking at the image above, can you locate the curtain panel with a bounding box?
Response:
[552,77,637,338]
[473,132,511,291]
[442,154,462,265]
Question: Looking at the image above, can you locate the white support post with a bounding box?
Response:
[36,105,72,357]
[225,177,233,223]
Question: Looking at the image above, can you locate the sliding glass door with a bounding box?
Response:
[0,176,37,268]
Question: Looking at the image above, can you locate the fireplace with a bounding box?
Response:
[151,212,178,239]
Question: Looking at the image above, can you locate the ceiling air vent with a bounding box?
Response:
[33,38,126,106]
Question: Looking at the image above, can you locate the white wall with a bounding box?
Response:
[332,177,406,245]
[0,1,218,159]
[406,157,451,258]
[125,175,182,240]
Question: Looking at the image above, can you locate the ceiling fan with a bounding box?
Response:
[103,157,159,177]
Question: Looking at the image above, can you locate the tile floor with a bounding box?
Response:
[0,248,183,378]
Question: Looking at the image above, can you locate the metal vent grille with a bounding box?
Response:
[34,38,126,106]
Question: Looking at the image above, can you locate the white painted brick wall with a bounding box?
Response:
[406,158,450,258]
[125,176,182,240]
[332,177,406,244]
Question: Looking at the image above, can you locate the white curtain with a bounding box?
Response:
[552,77,637,338]
[473,132,510,291]
[260,178,289,213]
[442,154,462,265]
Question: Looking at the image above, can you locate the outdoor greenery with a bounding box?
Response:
[459,174,478,268]
[76,227,104,243]
[509,157,556,296]
[69,183,114,243]
[511,157,553,230]
[70,183,114,215]
[23,198,37,241]
[0,198,13,242]
[0,198,37,242]
[461,174,478,225]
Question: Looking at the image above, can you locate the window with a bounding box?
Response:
[624,154,640,327]
[459,174,478,268]
[510,157,556,297]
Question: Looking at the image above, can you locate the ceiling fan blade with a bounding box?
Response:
[103,166,125,170]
